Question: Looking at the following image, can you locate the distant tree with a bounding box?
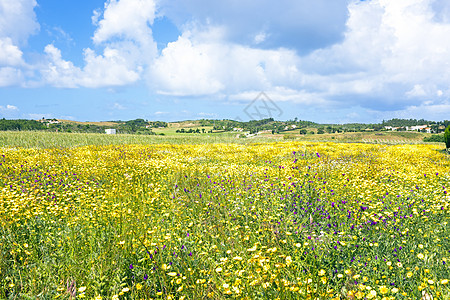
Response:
[317,128,325,134]
[299,129,307,135]
[445,125,450,149]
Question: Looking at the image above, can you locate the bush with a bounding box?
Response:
[445,126,450,149]
[423,134,444,143]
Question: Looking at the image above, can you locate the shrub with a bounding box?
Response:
[423,134,444,143]
[445,125,450,149]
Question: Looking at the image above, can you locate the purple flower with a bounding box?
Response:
[143,274,148,280]
[129,264,133,269]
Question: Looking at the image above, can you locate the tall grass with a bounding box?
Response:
[0,131,261,148]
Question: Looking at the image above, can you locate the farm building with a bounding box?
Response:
[105,129,116,134]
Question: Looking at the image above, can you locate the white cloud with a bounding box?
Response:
[42,44,82,88]
[0,38,24,66]
[42,44,142,88]
[149,0,450,119]
[229,88,329,106]
[406,85,427,98]
[1,0,450,122]
[27,113,52,119]
[0,0,39,44]
[112,102,126,110]
[0,67,24,87]
[92,9,102,26]
[79,47,141,87]
[154,111,168,115]
[93,0,156,45]
[253,32,267,44]
[150,27,301,96]
[150,34,224,95]
[0,104,20,118]
[300,0,450,104]
[41,0,157,88]
[0,0,38,86]
[159,0,350,52]
[0,104,19,111]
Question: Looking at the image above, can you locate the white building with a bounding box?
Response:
[105,129,116,134]
[407,125,427,131]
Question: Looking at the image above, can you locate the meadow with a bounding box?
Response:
[0,132,449,299]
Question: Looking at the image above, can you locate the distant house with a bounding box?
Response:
[425,127,432,133]
[38,118,60,127]
[407,125,427,131]
[385,126,401,131]
[105,129,116,134]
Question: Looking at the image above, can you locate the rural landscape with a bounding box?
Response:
[2,0,450,299]
[0,118,449,299]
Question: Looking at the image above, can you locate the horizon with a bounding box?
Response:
[1,0,450,123]
[3,116,449,127]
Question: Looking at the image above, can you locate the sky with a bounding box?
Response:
[1,0,450,123]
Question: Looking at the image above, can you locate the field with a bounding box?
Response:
[0,132,449,299]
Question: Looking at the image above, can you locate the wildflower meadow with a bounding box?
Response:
[0,139,449,299]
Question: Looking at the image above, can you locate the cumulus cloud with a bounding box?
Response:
[149,27,301,96]
[2,0,450,121]
[0,104,19,111]
[41,0,157,88]
[93,0,156,46]
[0,38,24,66]
[0,0,39,44]
[80,47,142,87]
[42,44,82,88]
[150,34,224,95]
[0,104,20,118]
[151,0,450,117]
[0,0,38,86]
[42,43,142,88]
[0,67,24,87]
[298,0,450,110]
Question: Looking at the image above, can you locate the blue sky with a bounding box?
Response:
[1,0,450,123]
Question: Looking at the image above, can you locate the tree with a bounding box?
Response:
[444,125,450,149]
[299,129,307,135]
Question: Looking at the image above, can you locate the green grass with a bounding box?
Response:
[0,130,443,150]
[0,131,275,148]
